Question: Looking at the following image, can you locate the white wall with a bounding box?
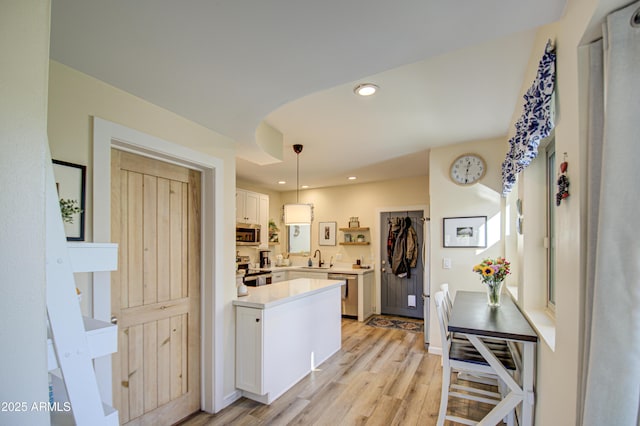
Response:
[474,0,635,422]
[428,137,507,353]
[47,61,239,411]
[0,1,50,424]
[238,176,429,268]
[504,2,600,421]
[426,3,600,420]
[279,176,429,268]
[277,176,429,314]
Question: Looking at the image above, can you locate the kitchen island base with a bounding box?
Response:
[234,278,344,404]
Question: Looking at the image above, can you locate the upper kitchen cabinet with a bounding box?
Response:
[258,194,269,247]
[237,188,270,246]
[236,189,260,224]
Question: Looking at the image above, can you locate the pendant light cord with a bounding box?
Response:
[293,144,303,203]
[296,151,300,203]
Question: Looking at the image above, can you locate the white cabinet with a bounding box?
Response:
[235,190,245,222]
[271,271,287,283]
[236,189,270,247]
[359,271,375,321]
[288,269,374,321]
[235,307,264,394]
[258,194,269,247]
[236,189,260,224]
[288,270,328,280]
[234,281,342,404]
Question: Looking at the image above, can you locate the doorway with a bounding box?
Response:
[111,149,201,424]
[380,210,425,319]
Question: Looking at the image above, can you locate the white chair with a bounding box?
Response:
[441,283,454,314]
[439,284,510,391]
[435,291,516,426]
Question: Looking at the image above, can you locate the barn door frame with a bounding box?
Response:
[93,117,224,412]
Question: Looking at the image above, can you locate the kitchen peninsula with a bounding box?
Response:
[233,278,344,404]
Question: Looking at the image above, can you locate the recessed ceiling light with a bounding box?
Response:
[278,180,286,185]
[301,185,309,189]
[348,176,357,180]
[353,83,379,97]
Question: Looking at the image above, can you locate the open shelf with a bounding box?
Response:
[48,317,117,371]
[67,242,118,272]
[340,227,370,244]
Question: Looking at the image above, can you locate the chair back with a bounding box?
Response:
[434,291,452,354]
[440,283,454,316]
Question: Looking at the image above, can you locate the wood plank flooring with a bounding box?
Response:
[178,317,500,426]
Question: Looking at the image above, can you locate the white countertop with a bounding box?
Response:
[259,265,374,275]
[232,278,345,309]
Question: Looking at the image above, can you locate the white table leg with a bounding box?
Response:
[466,335,522,424]
[521,342,536,426]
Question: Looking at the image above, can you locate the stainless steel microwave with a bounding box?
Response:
[236,223,261,245]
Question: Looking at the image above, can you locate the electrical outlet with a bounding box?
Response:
[443,257,452,269]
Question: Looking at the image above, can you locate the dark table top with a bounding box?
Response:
[448,291,538,342]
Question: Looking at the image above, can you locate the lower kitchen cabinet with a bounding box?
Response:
[271,271,287,283]
[274,269,374,321]
[287,270,328,280]
[235,307,264,394]
[234,279,342,404]
[360,271,375,321]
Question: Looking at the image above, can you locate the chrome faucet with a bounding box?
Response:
[313,249,323,267]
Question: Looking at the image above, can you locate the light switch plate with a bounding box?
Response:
[443,257,452,269]
[408,295,416,307]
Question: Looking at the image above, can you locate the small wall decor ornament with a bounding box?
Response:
[556,153,570,206]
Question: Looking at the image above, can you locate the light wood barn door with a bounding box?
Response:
[111,149,201,425]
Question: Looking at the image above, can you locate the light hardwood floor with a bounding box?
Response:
[178,317,500,426]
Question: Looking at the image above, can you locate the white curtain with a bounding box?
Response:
[582,2,640,425]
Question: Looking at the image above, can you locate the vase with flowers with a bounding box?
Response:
[472,257,510,307]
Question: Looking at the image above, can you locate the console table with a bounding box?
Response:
[448,291,538,426]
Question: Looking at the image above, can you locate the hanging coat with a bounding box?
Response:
[406,221,419,269]
[391,217,419,278]
[387,217,401,263]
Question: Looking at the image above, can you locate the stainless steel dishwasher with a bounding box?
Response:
[328,273,358,318]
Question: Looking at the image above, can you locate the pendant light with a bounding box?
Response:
[283,144,312,225]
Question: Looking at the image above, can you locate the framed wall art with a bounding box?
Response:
[319,221,337,246]
[53,159,86,241]
[442,216,487,248]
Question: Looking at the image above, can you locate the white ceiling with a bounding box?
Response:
[50,0,567,191]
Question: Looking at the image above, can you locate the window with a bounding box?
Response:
[546,139,556,311]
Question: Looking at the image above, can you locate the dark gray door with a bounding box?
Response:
[380,210,424,318]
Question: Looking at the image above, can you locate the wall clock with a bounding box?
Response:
[449,153,486,186]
